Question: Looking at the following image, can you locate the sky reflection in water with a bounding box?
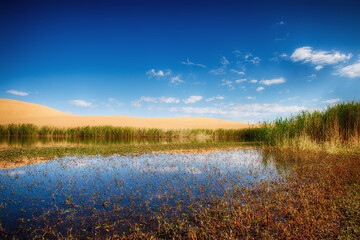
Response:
[0,149,280,233]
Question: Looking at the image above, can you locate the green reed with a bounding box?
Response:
[0,124,260,140]
[1,102,358,147]
[261,101,360,148]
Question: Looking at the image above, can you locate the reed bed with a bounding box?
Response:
[261,101,360,150]
[0,101,358,149]
[0,124,249,139]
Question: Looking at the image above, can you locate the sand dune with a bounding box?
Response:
[0,99,250,129]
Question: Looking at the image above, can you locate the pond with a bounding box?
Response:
[0,148,282,237]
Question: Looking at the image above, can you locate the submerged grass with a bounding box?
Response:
[1,148,359,239]
[0,141,258,166]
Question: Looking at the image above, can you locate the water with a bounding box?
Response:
[0,136,243,148]
[0,149,280,236]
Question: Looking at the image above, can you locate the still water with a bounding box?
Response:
[0,149,280,236]
[0,136,243,148]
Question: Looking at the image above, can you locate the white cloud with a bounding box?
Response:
[159,97,179,104]
[170,75,185,85]
[6,90,29,96]
[235,79,247,83]
[169,103,307,118]
[256,87,264,91]
[132,96,180,107]
[246,96,256,100]
[170,107,227,115]
[221,56,230,65]
[220,79,234,89]
[270,52,288,62]
[249,56,261,64]
[278,21,285,25]
[69,100,92,107]
[337,61,360,78]
[315,65,323,71]
[146,69,171,78]
[209,66,226,75]
[183,96,203,104]
[322,98,341,104]
[230,69,245,75]
[206,95,225,102]
[249,79,258,83]
[260,77,286,85]
[290,46,352,70]
[181,59,207,68]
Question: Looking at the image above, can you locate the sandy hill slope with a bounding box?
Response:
[0,99,250,129]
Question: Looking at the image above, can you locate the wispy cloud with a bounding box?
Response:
[170,75,185,85]
[246,96,256,100]
[260,77,286,85]
[315,65,323,71]
[108,98,124,107]
[181,59,207,68]
[169,103,306,118]
[221,56,230,65]
[277,20,285,25]
[183,96,203,104]
[146,69,171,78]
[290,46,352,70]
[6,90,29,96]
[206,95,225,102]
[337,61,360,78]
[235,79,247,83]
[322,98,341,104]
[220,79,247,90]
[220,79,235,89]
[209,56,232,75]
[209,66,226,75]
[249,79,258,83]
[256,87,264,91]
[270,52,288,62]
[308,74,317,78]
[132,96,180,107]
[233,51,261,64]
[230,69,245,75]
[280,96,299,103]
[69,100,92,107]
[170,106,227,115]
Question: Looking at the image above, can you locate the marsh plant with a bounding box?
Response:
[0,102,358,151]
[0,124,254,139]
[263,102,360,149]
[0,149,359,239]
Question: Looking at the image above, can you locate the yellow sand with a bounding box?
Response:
[0,99,250,129]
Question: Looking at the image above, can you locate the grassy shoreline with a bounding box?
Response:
[1,101,358,146]
[0,101,359,165]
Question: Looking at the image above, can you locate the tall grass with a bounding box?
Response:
[0,124,261,139]
[1,102,358,147]
[263,101,360,148]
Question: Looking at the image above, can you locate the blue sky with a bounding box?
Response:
[1,0,360,123]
